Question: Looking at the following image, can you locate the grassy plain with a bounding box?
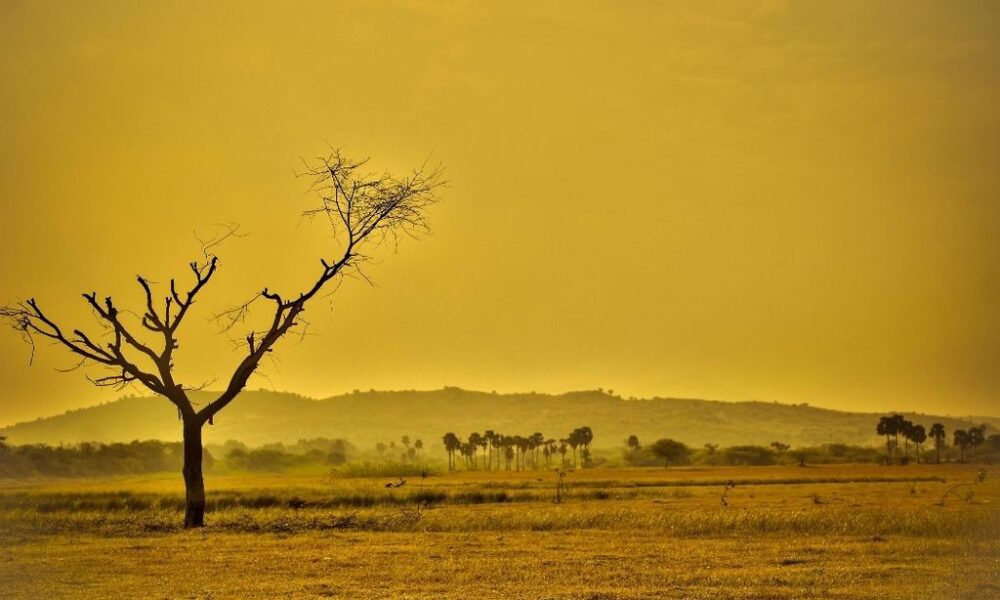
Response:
[1,464,997,599]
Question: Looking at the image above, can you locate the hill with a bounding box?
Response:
[1,388,995,451]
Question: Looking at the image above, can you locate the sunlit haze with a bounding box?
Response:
[1,1,998,426]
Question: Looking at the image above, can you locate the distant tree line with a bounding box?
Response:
[619,422,996,468]
[624,436,909,467]
[0,439,215,478]
[0,437,355,478]
[373,435,425,463]
[215,438,353,472]
[876,415,994,464]
[441,427,594,471]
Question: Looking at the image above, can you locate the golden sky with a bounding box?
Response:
[1,1,998,425]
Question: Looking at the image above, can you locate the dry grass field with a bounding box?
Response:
[1,464,997,599]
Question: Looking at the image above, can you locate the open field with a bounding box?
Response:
[1,464,997,599]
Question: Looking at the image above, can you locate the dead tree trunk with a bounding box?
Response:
[182,419,206,528]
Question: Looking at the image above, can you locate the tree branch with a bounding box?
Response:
[199,151,443,424]
[1,252,224,412]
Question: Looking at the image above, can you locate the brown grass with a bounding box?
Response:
[1,464,997,599]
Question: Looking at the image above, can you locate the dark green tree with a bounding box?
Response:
[928,423,946,464]
[900,419,915,460]
[969,425,987,458]
[876,415,896,462]
[954,430,969,463]
[650,438,691,467]
[442,433,461,471]
[530,432,545,469]
[484,430,496,470]
[579,427,594,456]
[467,433,483,470]
[567,432,581,468]
[910,424,926,464]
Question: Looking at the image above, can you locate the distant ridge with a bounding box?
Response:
[1,388,996,450]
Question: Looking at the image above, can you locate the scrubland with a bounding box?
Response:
[1,464,997,599]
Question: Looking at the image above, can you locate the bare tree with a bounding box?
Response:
[1,150,443,528]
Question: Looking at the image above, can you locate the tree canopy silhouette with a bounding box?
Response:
[0,149,443,527]
[650,438,691,467]
[929,423,946,464]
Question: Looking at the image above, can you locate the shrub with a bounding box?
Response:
[720,445,776,466]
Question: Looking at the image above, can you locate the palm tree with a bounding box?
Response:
[626,435,641,454]
[910,424,926,464]
[877,414,907,462]
[414,439,423,457]
[558,440,568,468]
[484,430,496,470]
[928,423,946,464]
[567,431,581,468]
[900,419,915,460]
[530,433,545,469]
[969,425,987,458]
[494,434,506,471]
[468,433,483,470]
[954,430,969,463]
[579,426,594,459]
[544,439,557,467]
[477,435,489,469]
[441,432,461,471]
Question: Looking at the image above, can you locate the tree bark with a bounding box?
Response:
[182,420,206,528]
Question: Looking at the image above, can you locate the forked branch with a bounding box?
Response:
[1,244,225,411]
[1,153,441,427]
[202,151,443,424]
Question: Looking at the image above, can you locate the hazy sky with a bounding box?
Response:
[1,1,998,426]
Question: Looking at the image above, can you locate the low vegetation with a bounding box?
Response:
[0,437,352,478]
